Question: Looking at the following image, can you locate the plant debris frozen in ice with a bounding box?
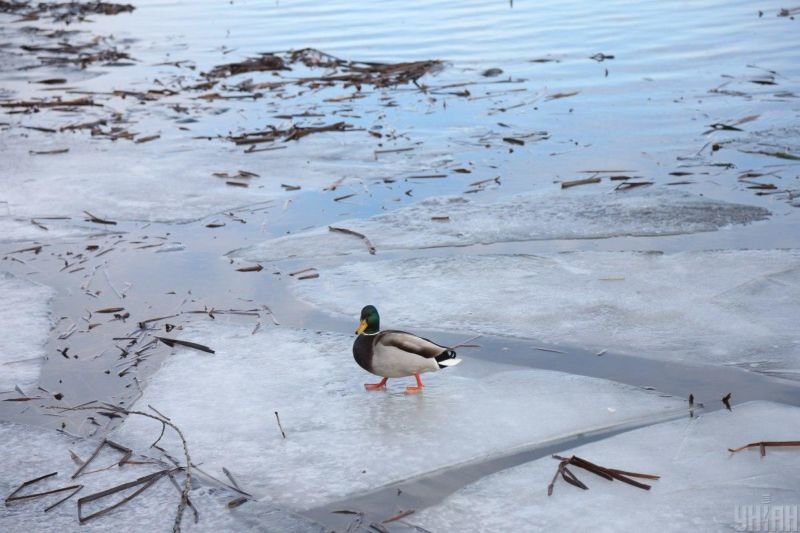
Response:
[0,420,322,532]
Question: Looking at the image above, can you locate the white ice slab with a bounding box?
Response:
[415,401,800,533]
[1,130,280,226]
[0,421,318,532]
[0,217,97,244]
[291,250,800,374]
[115,324,683,509]
[0,272,55,392]
[0,123,446,233]
[236,189,770,261]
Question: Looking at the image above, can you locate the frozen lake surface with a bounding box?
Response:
[0,420,322,532]
[290,249,800,377]
[2,0,800,530]
[415,401,800,533]
[0,272,54,392]
[115,324,685,509]
[236,189,771,260]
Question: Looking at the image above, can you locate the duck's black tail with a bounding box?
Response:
[436,349,462,369]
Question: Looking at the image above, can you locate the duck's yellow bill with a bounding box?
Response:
[356,319,367,334]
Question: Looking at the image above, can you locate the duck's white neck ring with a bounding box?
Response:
[361,331,379,336]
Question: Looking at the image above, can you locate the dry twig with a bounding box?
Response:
[547,455,659,496]
[48,404,193,532]
[5,471,82,510]
[329,226,376,254]
[728,441,800,456]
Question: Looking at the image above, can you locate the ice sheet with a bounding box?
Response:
[236,189,770,261]
[0,123,447,233]
[291,250,800,373]
[0,272,55,392]
[1,130,285,226]
[415,401,800,533]
[115,324,683,509]
[0,217,97,244]
[0,421,320,532]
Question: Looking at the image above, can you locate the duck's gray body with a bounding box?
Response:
[353,330,459,378]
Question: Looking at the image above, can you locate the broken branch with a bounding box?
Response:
[155,337,215,354]
[728,441,800,456]
[329,226,376,254]
[548,455,659,495]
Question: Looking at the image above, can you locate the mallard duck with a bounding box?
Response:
[353,305,462,394]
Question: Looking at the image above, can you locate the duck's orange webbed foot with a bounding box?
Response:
[405,373,424,394]
[364,377,388,391]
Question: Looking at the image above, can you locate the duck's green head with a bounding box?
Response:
[356,305,380,334]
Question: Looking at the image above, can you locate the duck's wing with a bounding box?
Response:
[376,330,448,359]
